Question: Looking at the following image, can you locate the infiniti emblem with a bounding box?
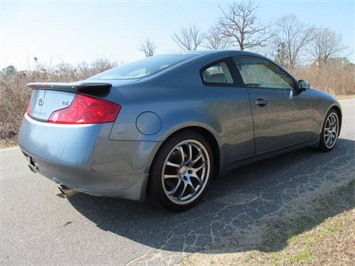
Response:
[38,99,45,106]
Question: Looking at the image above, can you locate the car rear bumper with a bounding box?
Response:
[18,114,161,201]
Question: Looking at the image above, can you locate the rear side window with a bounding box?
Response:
[89,54,196,80]
[233,57,295,89]
[201,61,234,85]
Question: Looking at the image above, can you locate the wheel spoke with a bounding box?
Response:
[177,182,188,200]
[166,160,180,168]
[188,144,193,162]
[178,146,185,164]
[192,149,202,164]
[331,134,336,142]
[326,137,331,145]
[187,181,197,194]
[192,162,205,172]
[168,179,182,196]
[164,174,179,179]
[190,173,202,184]
[331,116,337,126]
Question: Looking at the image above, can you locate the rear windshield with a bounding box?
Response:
[89,54,196,80]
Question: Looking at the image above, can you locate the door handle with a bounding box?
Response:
[254,98,268,107]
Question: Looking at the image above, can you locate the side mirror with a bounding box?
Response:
[298,80,310,90]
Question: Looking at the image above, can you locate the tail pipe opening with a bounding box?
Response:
[58,185,77,197]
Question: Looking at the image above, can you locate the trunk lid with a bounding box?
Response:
[27,82,112,122]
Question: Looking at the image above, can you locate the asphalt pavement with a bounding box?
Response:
[1,98,354,265]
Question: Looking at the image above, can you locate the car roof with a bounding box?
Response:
[180,50,260,56]
[88,50,271,84]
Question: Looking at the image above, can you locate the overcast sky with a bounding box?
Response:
[1,0,354,70]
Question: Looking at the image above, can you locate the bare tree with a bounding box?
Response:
[138,38,158,57]
[76,61,96,79]
[203,26,230,50]
[272,15,314,68]
[274,42,288,67]
[308,27,345,65]
[217,0,270,50]
[172,24,205,51]
[91,58,117,72]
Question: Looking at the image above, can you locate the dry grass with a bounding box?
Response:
[292,62,355,96]
[181,180,355,266]
[0,73,31,147]
[182,209,354,266]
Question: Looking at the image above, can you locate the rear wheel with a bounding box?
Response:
[318,108,340,152]
[149,131,214,212]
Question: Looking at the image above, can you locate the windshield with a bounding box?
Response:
[89,54,196,80]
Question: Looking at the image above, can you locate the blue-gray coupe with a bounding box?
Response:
[18,50,341,211]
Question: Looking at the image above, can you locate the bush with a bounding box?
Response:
[0,73,31,145]
[292,62,355,96]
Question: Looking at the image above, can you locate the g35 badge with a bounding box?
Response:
[38,99,45,106]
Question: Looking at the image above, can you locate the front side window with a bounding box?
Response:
[233,57,295,89]
[201,61,234,85]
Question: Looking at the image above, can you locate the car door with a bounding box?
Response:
[232,56,314,155]
[201,60,255,163]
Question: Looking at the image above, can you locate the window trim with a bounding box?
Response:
[200,58,244,87]
[232,55,298,90]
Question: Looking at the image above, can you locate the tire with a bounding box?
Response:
[149,130,214,212]
[318,108,340,152]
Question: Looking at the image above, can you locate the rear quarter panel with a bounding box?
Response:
[108,81,255,165]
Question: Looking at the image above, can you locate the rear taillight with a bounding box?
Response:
[48,94,121,124]
[26,102,32,116]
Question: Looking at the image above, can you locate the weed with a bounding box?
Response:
[290,250,313,263]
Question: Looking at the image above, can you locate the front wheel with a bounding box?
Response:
[149,131,214,212]
[318,108,340,152]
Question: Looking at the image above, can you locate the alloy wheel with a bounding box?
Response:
[161,140,210,205]
[323,112,339,149]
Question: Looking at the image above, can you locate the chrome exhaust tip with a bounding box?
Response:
[58,184,77,197]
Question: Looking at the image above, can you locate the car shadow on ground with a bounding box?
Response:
[67,138,354,253]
